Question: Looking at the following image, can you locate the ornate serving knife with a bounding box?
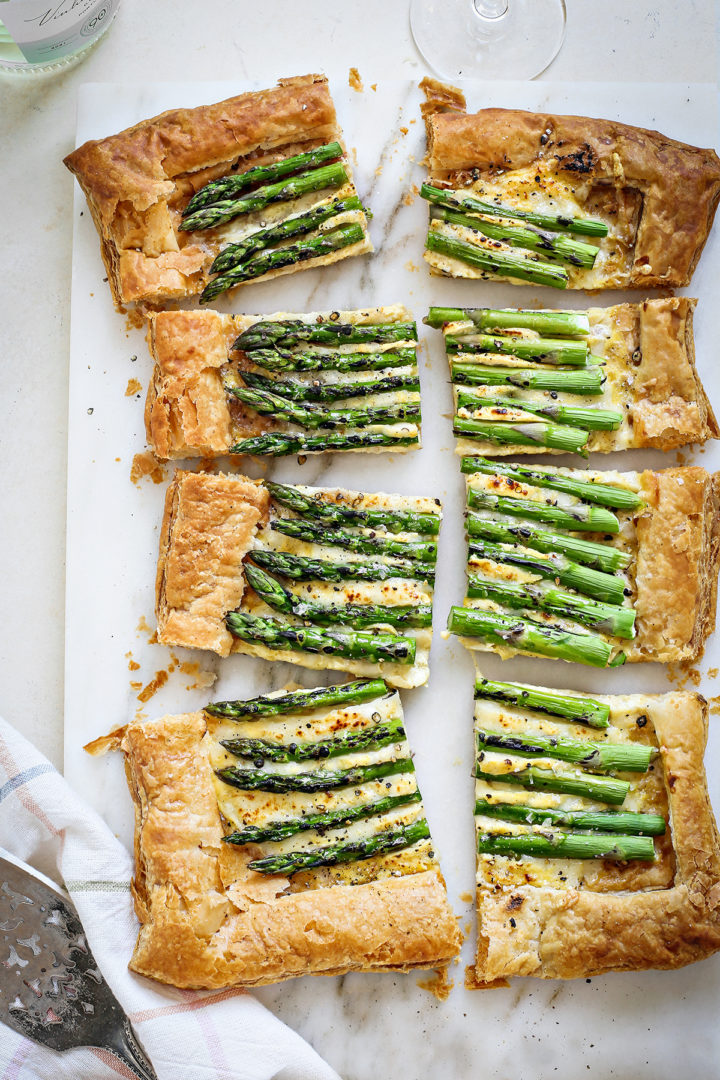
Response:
[0,851,157,1079]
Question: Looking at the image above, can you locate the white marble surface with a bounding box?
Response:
[61,76,720,1079]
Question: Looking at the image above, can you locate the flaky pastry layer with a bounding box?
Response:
[632,467,720,661]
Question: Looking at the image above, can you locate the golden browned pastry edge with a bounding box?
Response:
[145,310,238,459]
[632,297,719,448]
[123,711,461,989]
[419,80,720,288]
[631,467,720,662]
[155,469,269,656]
[471,691,720,983]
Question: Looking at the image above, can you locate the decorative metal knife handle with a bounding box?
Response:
[0,853,157,1079]
[104,1017,159,1080]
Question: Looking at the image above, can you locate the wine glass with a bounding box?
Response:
[410,0,566,82]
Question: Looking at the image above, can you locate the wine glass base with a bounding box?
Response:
[410,0,566,82]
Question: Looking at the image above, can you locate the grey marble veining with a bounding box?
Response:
[65,80,720,1079]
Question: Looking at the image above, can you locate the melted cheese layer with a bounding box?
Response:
[473,695,674,893]
[206,687,438,891]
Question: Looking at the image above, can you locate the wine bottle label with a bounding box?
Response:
[0,0,119,64]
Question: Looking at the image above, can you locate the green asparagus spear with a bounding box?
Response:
[451,362,604,396]
[225,791,423,844]
[436,207,599,267]
[475,760,630,803]
[266,482,441,535]
[426,307,591,336]
[426,229,569,289]
[184,142,345,214]
[217,756,414,793]
[456,390,622,431]
[466,539,626,604]
[461,456,645,511]
[476,728,651,772]
[228,385,420,429]
[476,831,655,860]
[466,575,635,637]
[245,563,432,628]
[205,678,389,719]
[466,486,620,533]
[225,612,416,664]
[421,183,609,237]
[249,549,435,583]
[454,417,589,455]
[466,513,631,572]
[181,162,350,231]
[473,676,610,728]
[221,717,406,763]
[235,319,417,352]
[448,607,621,668]
[446,333,588,366]
[230,431,418,456]
[211,195,363,272]
[241,347,417,373]
[241,370,420,403]
[474,798,665,835]
[201,224,365,301]
[249,819,430,875]
[269,517,436,561]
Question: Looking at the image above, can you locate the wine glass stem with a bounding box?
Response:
[473,0,509,17]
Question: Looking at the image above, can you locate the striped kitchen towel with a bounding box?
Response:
[0,716,341,1080]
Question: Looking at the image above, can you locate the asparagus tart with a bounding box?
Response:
[156,471,440,687]
[109,682,460,988]
[426,299,717,456]
[64,75,371,306]
[468,674,720,982]
[449,458,720,666]
[419,78,720,290]
[146,305,421,459]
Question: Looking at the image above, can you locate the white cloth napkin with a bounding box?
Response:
[0,716,342,1080]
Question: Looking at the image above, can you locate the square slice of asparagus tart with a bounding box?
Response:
[145,305,421,459]
[448,458,720,667]
[418,78,720,291]
[468,674,720,983]
[95,680,460,988]
[156,471,441,688]
[425,300,717,457]
[64,75,372,306]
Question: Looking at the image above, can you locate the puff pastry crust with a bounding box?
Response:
[144,305,420,460]
[420,78,720,289]
[469,689,720,983]
[120,711,460,989]
[64,75,371,306]
[632,467,720,662]
[156,470,438,687]
[629,297,718,448]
